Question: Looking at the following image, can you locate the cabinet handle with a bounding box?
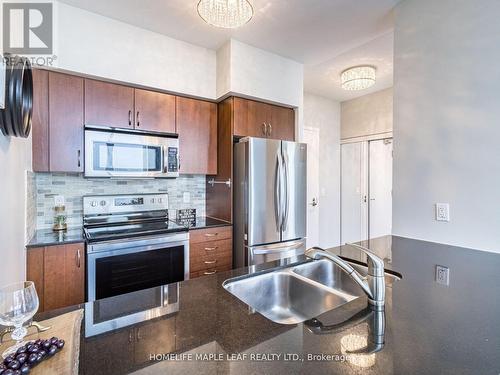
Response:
[204,270,217,275]
[136,111,140,127]
[76,249,81,268]
[77,150,81,168]
[205,247,218,251]
[128,110,132,126]
[262,123,267,135]
[128,330,134,343]
[205,233,217,237]
[136,328,142,341]
[204,260,217,265]
[267,123,272,136]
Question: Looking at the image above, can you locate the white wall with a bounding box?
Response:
[341,88,393,140]
[304,93,341,248]
[217,39,304,108]
[393,0,500,253]
[54,2,216,99]
[0,135,31,285]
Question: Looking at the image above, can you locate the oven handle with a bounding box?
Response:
[87,239,189,259]
[87,232,189,254]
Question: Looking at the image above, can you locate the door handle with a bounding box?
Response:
[77,150,81,168]
[267,123,272,137]
[204,260,217,265]
[310,198,318,207]
[282,151,289,230]
[128,110,132,126]
[76,249,81,268]
[136,111,140,127]
[262,123,267,136]
[275,151,283,230]
[204,270,217,275]
[204,247,218,251]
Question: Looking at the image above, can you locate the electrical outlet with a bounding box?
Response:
[435,265,450,286]
[183,192,190,204]
[435,203,450,222]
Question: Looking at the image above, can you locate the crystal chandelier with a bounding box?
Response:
[197,0,254,29]
[341,66,376,91]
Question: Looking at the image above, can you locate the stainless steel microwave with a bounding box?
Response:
[84,127,179,178]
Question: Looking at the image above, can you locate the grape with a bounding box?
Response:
[41,341,51,350]
[26,354,37,366]
[47,346,57,357]
[3,356,15,364]
[6,361,20,370]
[49,337,58,345]
[2,370,14,375]
[14,354,26,366]
[19,364,29,375]
[26,346,38,354]
[15,347,26,355]
[56,340,65,349]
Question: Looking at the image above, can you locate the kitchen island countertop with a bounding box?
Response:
[35,236,500,374]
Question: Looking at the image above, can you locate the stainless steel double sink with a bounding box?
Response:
[223,259,399,325]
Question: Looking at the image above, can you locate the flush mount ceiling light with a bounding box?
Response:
[341,66,376,91]
[197,0,254,29]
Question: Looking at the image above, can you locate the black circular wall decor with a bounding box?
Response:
[0,55,33,138]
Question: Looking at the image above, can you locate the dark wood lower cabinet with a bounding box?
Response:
[26,243,85,313]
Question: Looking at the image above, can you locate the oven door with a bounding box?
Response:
[84,127,179,178]
[87,232,189,301]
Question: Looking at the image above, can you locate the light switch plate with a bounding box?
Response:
[435,203,450,221]
[435,265,450,286]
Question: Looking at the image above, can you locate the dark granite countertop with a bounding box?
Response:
[26,227,85,248]
[178,216,232,230]
[34,236,500,374]
[26,217,230,248]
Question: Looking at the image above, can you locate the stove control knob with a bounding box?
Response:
[151,198,155,204]
[100,200,107,206]
[158,198,163,204]
[90,201,97,207]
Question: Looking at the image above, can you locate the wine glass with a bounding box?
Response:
[0,281,39,358]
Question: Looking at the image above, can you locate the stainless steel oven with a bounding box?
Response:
[87,232,189,302]
[84,126,179,178]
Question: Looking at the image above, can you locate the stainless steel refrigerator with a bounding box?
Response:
[234,137,307,268]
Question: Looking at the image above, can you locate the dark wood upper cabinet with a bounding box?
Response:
[49,72,84,172]
[232,97,295,141]
[84,79,134,129]
[233,97,270,138]
[268,104,295,141]
[31,69,49,172]
[176,97,217,175]
[134,89,176,133]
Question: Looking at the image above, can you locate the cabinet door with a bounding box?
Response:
[268,105,295,141]
[84,79,134,129]
[27,247,45,312]
[176,97,217,174]
[49,72,84,172]
[134,318,175,365]
[233,97,270,138]
[84,329,134,374]
[31,69,49,172]
[43,243,85,311]
[134,89,176,133]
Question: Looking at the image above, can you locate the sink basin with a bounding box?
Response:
[223,259,401,325]
[223,270,357,324]
[292,259,400,293]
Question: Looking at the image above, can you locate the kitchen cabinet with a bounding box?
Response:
[31,70,84,173]
[26,243,85,312]
[134,89,176,133]
[176,97,217,175]
[233,97,295,141]
[134,319,175,364]
[189,226,232,278]
[49,72,84,172]
[84,79,135,129]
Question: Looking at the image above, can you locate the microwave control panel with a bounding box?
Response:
[167,147,178,172]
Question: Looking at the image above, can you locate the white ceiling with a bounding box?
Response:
[58,0,399,101]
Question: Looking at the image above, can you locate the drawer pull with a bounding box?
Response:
[204,270,217,275]
[204,260,217,265]
[205,247,218,251]
[205,233,218,237]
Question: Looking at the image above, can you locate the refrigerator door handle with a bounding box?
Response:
[274,151,283,231]
[282,150,290,231]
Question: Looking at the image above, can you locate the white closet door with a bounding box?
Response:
[341,142,368,244]
[369,139,393,239]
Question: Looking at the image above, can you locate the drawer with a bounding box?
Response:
[189,226,232,244]
[190,263,232,279]
[190,250,232,273]
[190,238,232,258]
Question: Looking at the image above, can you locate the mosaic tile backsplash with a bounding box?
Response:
[35,173,206,230]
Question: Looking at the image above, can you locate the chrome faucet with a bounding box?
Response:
[305,244,386,310]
